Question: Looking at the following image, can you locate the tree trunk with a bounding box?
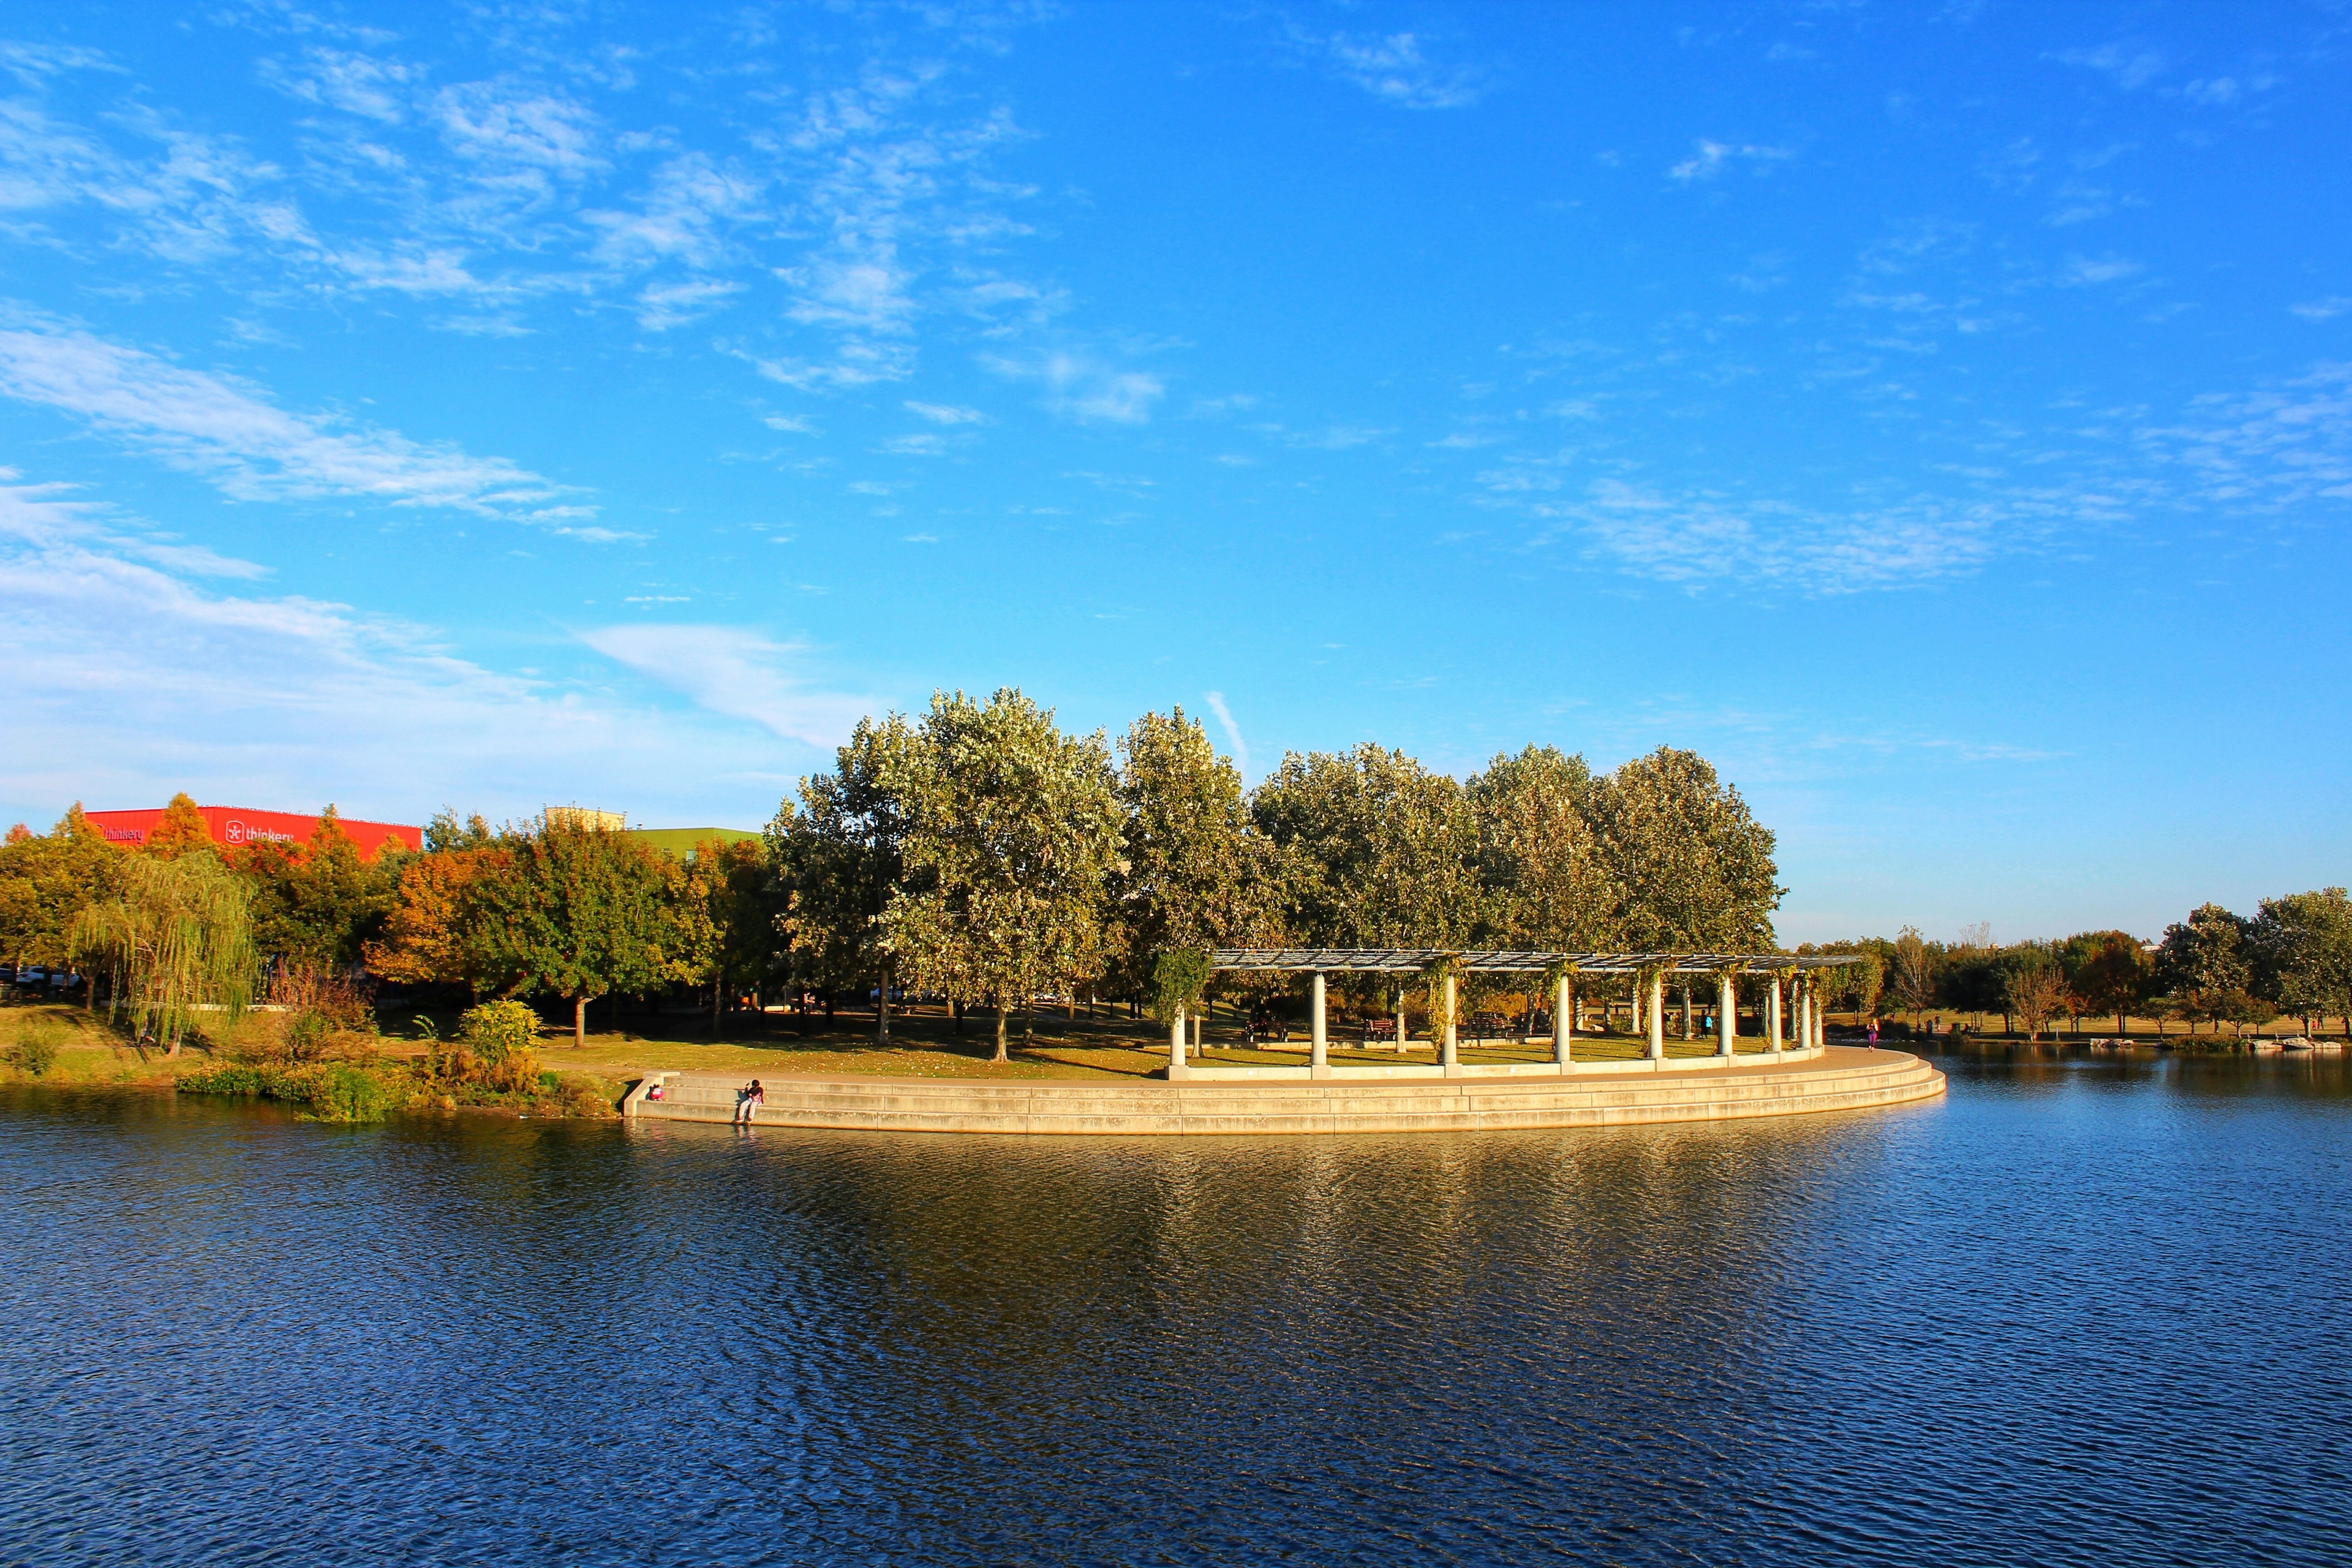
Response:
[2119,1011,2128,1036]
[574,995,587,1049]
[993,1003,1009,1063]
[878,968,891,1044]
[952,998,963,1035]
[712,974,723,1038]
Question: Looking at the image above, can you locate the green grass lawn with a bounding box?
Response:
[0,991,1950,1098]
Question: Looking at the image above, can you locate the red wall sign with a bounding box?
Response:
[83,807,423,861]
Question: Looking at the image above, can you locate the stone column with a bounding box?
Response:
[1170,1004,1188,1074]
[1717,970,1736,1057]
[1311,971,1329,1077]
[1441,971,1459,1069]
[1768,977,1784,1056]
[1396,991,1408,1054]
[1646,970,1665,1060]
[1554,971,1574,1069]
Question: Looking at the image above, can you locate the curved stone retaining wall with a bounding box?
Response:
[622,1046,1943,1136]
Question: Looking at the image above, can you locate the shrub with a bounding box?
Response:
[262,965,378,1062]
[7,1034,59,1077]
[178,1060,403,1123]
[311,1065,396,1123]
[458,1000,541,1066]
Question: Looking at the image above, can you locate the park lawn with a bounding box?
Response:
[542,1031,1170,1082]
[0,1002,194,1085]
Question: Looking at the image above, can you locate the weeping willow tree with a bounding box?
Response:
[70,853,257,1056]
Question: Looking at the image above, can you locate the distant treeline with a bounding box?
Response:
[1803,896,2352,1041]
[3,691,1784,1058]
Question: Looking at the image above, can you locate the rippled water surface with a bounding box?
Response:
[4,1051,2350,1566]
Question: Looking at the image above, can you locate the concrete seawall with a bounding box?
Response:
[622,1046,1945,1136]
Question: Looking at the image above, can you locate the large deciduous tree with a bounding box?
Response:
[463,815,671,1047]
[1585,747,1781,951]
[2155,903,2255,1035]
[2000,946,2072,1042]
[880,689,1123,1063]
[0,805,119,982]
[2250,889,2352,1037]
[69,851,256,1055]
[1467,745,1614,949]
[665,836,778,1037]
[1104,707,1280,1003]
[365,843,503,995]
[772,714,918,1038]
[2070,932,2152,1036]
[239,807,398,974]
[1252,744,1480,949]
[1890,926,1939,1022]
[143,793,213,859]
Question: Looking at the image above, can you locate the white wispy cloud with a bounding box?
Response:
[0,478,786,827]
[432,78,606,181]
[985,350,1164,424]
[258,46,421,124]
[0,23,1048,391]
[1512,477,2008,591]
[905,400,987,424]
[0,315,593,524]
[1297,29,1488,110]
[578,624,877,748]
[1468,358,2352,592]
[634,277,744,331]
[2052,43,2166,91]
[2132,363,2352,510]
[2290,298,2351,323]
[1669,140,1793,181]
[2060,254,2142,286]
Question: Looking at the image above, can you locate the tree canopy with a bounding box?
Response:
[879,689,1123,1061]
[462,815,671,1046]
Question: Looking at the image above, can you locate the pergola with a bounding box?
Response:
[1169,948,1862,1076]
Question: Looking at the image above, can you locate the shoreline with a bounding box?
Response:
[621,1046,1948,1136]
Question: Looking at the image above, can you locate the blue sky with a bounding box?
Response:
[1,1,2346,943]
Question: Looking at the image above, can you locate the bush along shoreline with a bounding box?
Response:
[173,999,617,1123]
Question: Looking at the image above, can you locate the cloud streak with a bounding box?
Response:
[1297,30,1488,110]
[1669,140,1793,181]
[0,478,788,827]
[1204,690,1251,779]
[0,315,593,526]
[578,624,878,749]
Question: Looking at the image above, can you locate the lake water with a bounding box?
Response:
[3,1050,2348,1566]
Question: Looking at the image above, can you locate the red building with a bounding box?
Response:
[84,807,422,861]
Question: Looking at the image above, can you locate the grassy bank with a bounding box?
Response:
[376,998,1827,1083]
[0,1001,622,1120]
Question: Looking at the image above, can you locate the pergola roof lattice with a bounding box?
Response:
[1209,949,1858,974]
